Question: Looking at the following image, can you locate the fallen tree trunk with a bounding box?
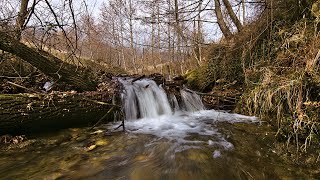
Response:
[0,91,120,135]
[0,31,97,91]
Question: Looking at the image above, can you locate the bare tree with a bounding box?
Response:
[128,0,137,72]
[0,0,98,90]
[15,0,30,39]
[241,0,246,24]
[222,0,243,32]
[214,0,233,40]
[156,0,163,73]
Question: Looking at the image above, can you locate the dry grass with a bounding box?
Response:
[182,0,320,163]
[239,14,320,155]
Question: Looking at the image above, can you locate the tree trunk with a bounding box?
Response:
[16,0,30,40]
[128,0,137,73]
[0,92,118,135]
[214,0,233,40]
[0,32,97,91]
[151,13,156,70]
[157,3,163,73]
[174,0,182,61]
[120,17,127,71]
[168,0,172,66]
[197,1,203,64]
[222,0,243,32]
[241,0,246,24]
[192,20,201,66]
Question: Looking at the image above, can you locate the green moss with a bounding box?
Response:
[184,65,215,92]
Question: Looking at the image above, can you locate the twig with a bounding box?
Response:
[7,81,40,93]
[132,75,146,83]
[312,49,320,71]
[0,76,29,79]
[200,92,239,100]
[90,106,116,129]
[217,97,236,104]
[83,98,120,108]
[113,111,125,132]
[184,88,240,99]
[114,123,124,131]
[44,0,78,62]
[8,61,23,81]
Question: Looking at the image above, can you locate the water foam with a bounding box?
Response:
[117,110,258,150]
[117,77,259,152]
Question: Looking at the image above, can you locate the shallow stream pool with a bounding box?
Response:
[0,110,318,179]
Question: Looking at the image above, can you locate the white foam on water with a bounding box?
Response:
[118,110,258,151]
[117,77,260,153]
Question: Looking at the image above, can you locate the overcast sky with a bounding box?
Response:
[86,0,104,17]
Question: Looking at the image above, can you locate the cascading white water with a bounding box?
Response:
[169,94,180,112]
[119,78,173,120]
[117,77,259,154]
[180,89,205,112]
[119,77,205,120]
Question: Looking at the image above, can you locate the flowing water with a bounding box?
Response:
[0,78,318,179]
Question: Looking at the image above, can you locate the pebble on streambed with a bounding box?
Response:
[84,139,109,152]
[85,144,97,151]
[212,150,221,158]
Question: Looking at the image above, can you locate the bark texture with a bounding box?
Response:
[0,92,118,135]
[214,0,233,39]
[0,32,97,91]
[15,0,30,39]
[222,0,243,32]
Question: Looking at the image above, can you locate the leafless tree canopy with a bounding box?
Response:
[0,0,260,75]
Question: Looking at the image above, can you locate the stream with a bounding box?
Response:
[0,118,315,179]
[0,78,318,179]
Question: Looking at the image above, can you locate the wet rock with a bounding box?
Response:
[85,144,97,152]
[147,73,165,85]
[95,139,109,146]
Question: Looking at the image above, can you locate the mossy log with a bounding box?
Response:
[0,92,119,135]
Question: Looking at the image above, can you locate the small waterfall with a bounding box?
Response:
[117,77,259,155]
[169,94,180,112]
[118,77,205,120]
[119,78,172,120]
[180,89,205,112]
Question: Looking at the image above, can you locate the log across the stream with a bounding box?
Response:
[0,91,119,135]
[0,74,240,135]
